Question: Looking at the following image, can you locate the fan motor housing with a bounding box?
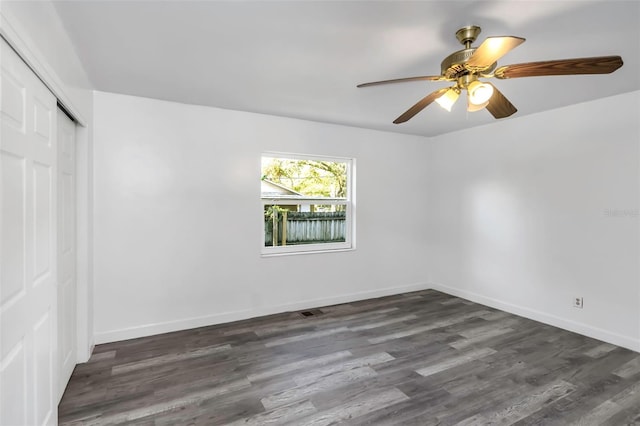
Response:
[441,48,497,79]
[440,48,475,76]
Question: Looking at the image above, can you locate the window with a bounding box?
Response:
[261,153,354,255]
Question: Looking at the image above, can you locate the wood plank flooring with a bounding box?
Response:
[58,290,640,425]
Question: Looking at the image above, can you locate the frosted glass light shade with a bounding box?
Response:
[435,88,460,112]
[468,81,494,105]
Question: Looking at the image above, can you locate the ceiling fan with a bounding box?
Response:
[357,26,623,124]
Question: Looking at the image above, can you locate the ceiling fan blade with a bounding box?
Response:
[393,87,450,124]
[465,36,526,70]
[357,75,446,88]
[494,56,623,79]
[485,83,517,119]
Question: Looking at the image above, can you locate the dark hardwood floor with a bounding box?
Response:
[59,290,640,425]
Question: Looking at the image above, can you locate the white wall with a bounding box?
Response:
[426,91,640,351]
[92,91,430,343]
[93,91,640,351]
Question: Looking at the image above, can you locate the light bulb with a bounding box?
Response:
[467,80,494,105]
[435,88,460,112]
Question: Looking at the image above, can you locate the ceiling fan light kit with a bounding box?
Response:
[357,25,623,125]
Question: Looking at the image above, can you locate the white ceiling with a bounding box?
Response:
[53,0,640,137]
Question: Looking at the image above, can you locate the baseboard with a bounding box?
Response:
[76,341,95,364]
[429,281,640,353]
[93,281,431,344]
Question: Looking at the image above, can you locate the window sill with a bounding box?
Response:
[261,247,355,258]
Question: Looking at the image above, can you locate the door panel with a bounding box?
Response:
[1,37,58,426]
[1,152,26,304]
[34,309,54,425]
[33,161,53,281]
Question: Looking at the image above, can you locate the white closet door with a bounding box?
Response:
[57,108,76,401]
[1,38,58,425]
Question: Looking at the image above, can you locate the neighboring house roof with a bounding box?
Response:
[261,179,304,198]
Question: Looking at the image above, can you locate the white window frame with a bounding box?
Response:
[261,152,355,256]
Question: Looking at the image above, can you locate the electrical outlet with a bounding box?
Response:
[573,297,584,309]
